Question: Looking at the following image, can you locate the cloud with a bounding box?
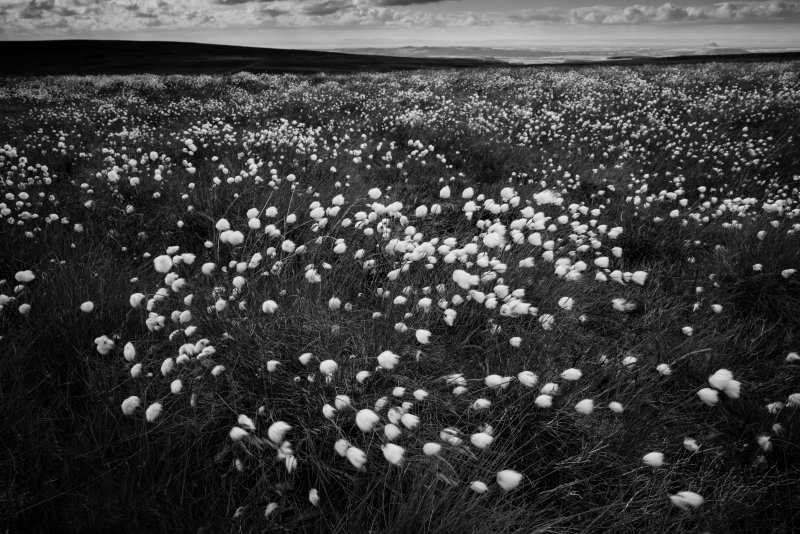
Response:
[512,2,800,25]
[1,0,799,36]
[372,0,458,5]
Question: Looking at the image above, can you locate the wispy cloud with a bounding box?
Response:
[511,2,800,25]
[0,0,799,36]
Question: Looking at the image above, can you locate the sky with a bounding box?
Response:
[1,0,800,51]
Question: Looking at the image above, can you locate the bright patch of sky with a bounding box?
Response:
[0,1,798,52]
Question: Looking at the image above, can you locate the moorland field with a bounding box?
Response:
[1,62,800,533]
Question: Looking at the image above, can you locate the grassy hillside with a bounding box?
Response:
[0,40,505,76]
[1,63,799,533]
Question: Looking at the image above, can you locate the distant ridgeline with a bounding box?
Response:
[0,40,505,76]
[1,40,798,76]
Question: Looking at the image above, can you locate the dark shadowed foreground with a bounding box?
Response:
[0,39,505,75]
[1,63,799,533]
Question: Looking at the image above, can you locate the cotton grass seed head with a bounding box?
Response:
[229,427,249,441]
[382,443,405,465]
[697,388,719,406]
[683,438,700,452]
[669,491,704,510]
[377,350,400,370]
[517,371,538,388]
[267,421,291,443]
[145,402,163,422]
[496,469,523,491]
[346,446,367,470]
[560,368,582,381]
[642,452,664,467]
[470,481,489,494]
[121,396,141,416]
[423,442,442,456]
[334,438,351,457]
[470,432,494,449]
[319,359,338,377]
[708,369,733,390]
[574,399,594,414]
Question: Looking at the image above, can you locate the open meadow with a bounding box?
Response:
[1,62,800,533]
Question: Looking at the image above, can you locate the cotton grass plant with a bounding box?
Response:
[1,63,799,533]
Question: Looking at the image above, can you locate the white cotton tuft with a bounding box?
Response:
[145,402,163,422]
[356,409,380,432]
[723,380,741,399]
[261,300,278,314]
[319,359,338,377]
[423,442,442,456]
[264,502,278,518]
[346,446,367,470]
[708,369,733,390]
[153,255,173,274]
[535,394,553,408]
[322,403,336,419]
[377,350,400,370]
[238,414,256,431]
[574,399,594,414]
[496,469,523,491]
[170,379,182,394]
[94,335,115,355]
[608,401,624,413]
[15,270,35,283]
[267,421,291,443]
[669,491,704,510]
[471,398,491,411]
[334,438,351,457]
[470,432,494,449]
[642,452,664,467]
[485,374,511,390]
[356,370,371,383]
[160,357,174,377]
[129,293,145,308]
[121,395,141,416]
[415,329,431,344]
[560,368,582,381]
[517,371,538,388]
[80,301,95,313]
[470,481,489,494]
[540,382,559,395]
[123,342,136,362]
[697,387,719,406]
[229,427,249,441]
[401,413,420,430]
[382,443,405,465]
[334,395,352,410]
[384,423,402,441]
[683,437,700,452]
[308,488,319,506]
[130,363,143,378]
